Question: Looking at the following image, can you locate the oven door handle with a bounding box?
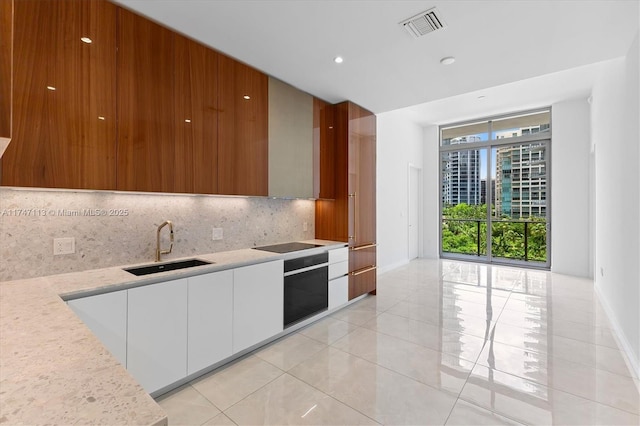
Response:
[284,262,329,277]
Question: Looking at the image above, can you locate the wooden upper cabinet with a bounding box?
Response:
[2,0,117,189]
[174,35,219,194]
[116,8,175,193]
[0,0,12,139]
[217,54,268,196]
[313,98,336,200]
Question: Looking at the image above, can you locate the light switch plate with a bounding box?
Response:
[212,228,224,240]
[53,237,75,255]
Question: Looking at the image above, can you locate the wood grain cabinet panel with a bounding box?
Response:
[116,8,175,193]
[315,101,377,300]
[313,98,336,200]
[349,103,377,247]
[2,0,117,189]
[0,0,12,139]
[217,54,268,196]
[174,35,219,194]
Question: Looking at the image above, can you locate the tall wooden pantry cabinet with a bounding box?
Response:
[316,101,377,300]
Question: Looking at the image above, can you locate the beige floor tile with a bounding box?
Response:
[254,332,326,371]
[489,321,549,352]
[363,312,488,362]
[191,356,283,411]
[388,300,497,338]
[224,373,379,425]
[549,334,636,377]
[156,385,221,426]
[550,318,619,348]
[202,413,237,426]
[290,347,458,425]
[547,357,640,415]
[332,327,474,395]
[460,364,639,425]
[442,282,513,299]
[329,304,380,326]
[298,316,359,345]
[350,294,403,312]
[477,339,640,414]
[477,340,550,385]
[442,289,510,310]
[445,400,525,425]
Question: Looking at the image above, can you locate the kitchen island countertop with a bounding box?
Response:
[0,239,345,425]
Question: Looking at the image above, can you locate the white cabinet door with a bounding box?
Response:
[68,291,127,366]
[329,276,349,310]
[233,260,283,353]
[187,270,233,375]
[127,279,188,394]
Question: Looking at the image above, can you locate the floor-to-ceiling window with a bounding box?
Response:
[439,109,551,268]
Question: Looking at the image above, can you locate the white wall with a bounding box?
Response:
[422,126,440,259]
[376,110,424,272]
[590,32,640,374]
[550,99,592,277]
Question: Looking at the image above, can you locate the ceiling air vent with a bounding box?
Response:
[400,7,446,38]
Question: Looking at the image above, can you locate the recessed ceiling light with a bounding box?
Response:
[243,95,251,100]
[46,86,56,91]
[440,56,455,65]
[334,56,343,64]
[81,37,92,44]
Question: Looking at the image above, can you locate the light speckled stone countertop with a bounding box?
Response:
[0,239,346,425]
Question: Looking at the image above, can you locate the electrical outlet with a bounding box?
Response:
[303,222,308,232]
[212,228,224,241]
[53,237,75,255]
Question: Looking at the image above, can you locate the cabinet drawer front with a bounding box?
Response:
[349,245,376,272]
[329,260,348,280]
[329,247,348,264]
[329,276,348,310]
[349,267,376,300]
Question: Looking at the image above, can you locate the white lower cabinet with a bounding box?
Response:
[127,279,188,394]
[233,260,284,353]
[68,257,323,394]
[187,270,233,375]
[328,247,349,310]
[328,275,349,310]
[67,291,127,366]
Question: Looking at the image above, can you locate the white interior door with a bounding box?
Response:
[408,165,421,260]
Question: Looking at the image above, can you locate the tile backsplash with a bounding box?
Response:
[0,188,315,281]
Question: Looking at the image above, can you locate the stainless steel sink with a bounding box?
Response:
[124,259,213,276]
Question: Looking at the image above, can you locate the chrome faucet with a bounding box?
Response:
[156,220,174,262]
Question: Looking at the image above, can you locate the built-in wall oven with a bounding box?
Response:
[283,252,328,327]
[253,242,329,328]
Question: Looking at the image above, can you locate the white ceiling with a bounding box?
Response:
[115,0,639,120]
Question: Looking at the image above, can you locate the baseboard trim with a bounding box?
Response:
[594,283,640,379]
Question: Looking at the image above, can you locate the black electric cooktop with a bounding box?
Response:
[252,242,323,254]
